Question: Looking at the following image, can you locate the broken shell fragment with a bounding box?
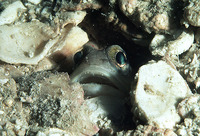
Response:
[131,60,192,128]
[0,21,56,64]
[49,25,89,64]
[0,21,88,65]
[0,1,26,25]
[150,28,194,56]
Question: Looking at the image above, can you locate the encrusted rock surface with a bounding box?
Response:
[2,0,200,135]
[172,43,200,91]
[117,125,177,136]
[0,71,98,136]
[149,28,194,56]
[119,0,180,34]
[131,60,192,129]
[182,0,200,27]
[176,94,200,135]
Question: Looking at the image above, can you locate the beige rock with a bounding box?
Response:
[117,125,177,136]
[183,0,200,27]
[176,117,200,136]
[49,25,89,58]
[119,0,178,33]
[134,125,177,136]
[178,94,200,118]
[17,72,99,135]
[58,11,87,28]
[150,28,194,56]
[35,57,57,72]
[131,60,192,128]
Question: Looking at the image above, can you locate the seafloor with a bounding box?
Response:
[1,0,200,136]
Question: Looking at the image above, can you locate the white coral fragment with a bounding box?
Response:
[131,60,192,128]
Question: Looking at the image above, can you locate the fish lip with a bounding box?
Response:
[79,75,119,91]
[70,66,131,97]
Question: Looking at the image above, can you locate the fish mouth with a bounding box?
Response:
[75,73,127,98]
[70,65,130,98]
[79,76,119,90]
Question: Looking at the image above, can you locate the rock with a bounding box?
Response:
[0,71,28,136]
[84,96,127,133]
[176,94,200,136]
[36,128,75,136]
[150,28,194,56]
[131,60,192,128]
[0,70,99,136]
[34,57,57,72]
[183,0,200,27]
[178,94,200,118]
[119,0,180,34]
[174,43,200,85]
[176,117,200,136]
[55,11,87,28]
[117,125,177,136]
[17,72,99,135]
[28,0,42,5]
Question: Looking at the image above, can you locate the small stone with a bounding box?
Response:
[35,58,57,72]
[28,0,42,5]
[36,131,46,136]
[194,77,200,89]
[183,0,200,27]
[176,128,187,136]
[0,110,4,115]
[0,78,9,85]
[4,98,14,107]
[178,94,200,118]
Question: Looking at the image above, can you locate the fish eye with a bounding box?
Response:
[74,50,83,64]
[106,45,129,70]
[116,51,127,67]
